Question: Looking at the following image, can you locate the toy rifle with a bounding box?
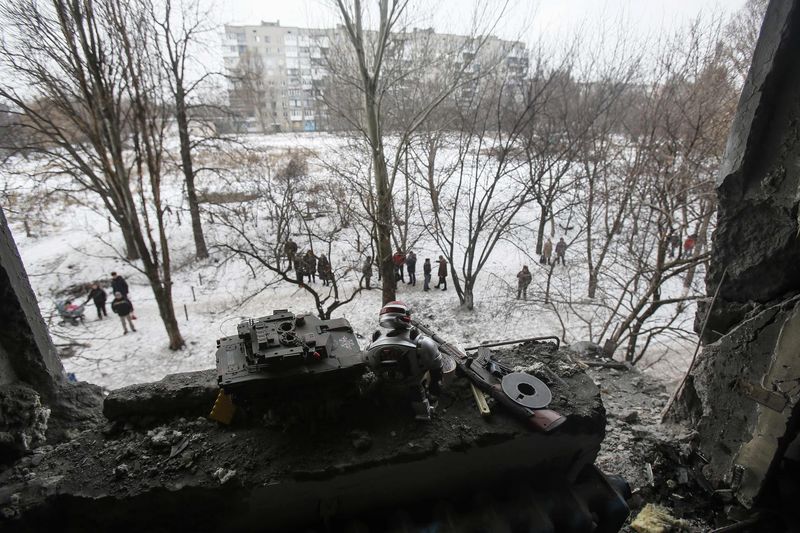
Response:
[412,320,566,433]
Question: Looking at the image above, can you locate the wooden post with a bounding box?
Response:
[184,304,189,321]
[191,286,196,302]
[107,216,112,232]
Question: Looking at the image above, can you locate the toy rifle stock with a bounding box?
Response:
[412,320,566,433]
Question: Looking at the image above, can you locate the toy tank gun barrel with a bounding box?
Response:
[411,320,566,432]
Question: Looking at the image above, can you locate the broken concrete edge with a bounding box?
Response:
[0,380,103,465]
[0,207,65,400]
[0,345,611,532]
[103,369,218,422]
[674,296,800,508]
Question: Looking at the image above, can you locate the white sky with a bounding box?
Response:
[214,0,747,45]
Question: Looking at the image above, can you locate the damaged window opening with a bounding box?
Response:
[2,0,799,531]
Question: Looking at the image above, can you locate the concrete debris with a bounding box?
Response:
[147,427,183,450]
[212,467,236,485]
[350,430,372,452]
[103,370,218,422]
[623,411,641,424]
[0,385,51,463]
[169,437,190,459]
[630,503,690,533]
[113,464,129,479]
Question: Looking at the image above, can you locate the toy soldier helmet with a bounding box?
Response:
[379,300,411,329]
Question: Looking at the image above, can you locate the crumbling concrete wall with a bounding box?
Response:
[0,208,64,397]
[675,0,800,508]
[0,207,103,463]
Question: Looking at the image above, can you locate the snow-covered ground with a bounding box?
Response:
[4,132,700,391]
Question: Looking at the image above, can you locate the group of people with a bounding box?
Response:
[361,250,450,292]
[284,239,334,286]
[539,237,568,266]
[668,233,697,258]
[81,271,137,334]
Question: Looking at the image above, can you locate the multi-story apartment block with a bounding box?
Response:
[222,21,528,133]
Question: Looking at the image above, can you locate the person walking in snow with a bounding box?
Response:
[555,238,567,266]
[542,238,553,265]
[435,256,448,290]
[392,249,406,285]
[111,271,129,298]
[304,250,317,283]
[318,254,332,286]
[84,283,108,320]
[423,258,432,291]
[405,251,417,286]
[668,233,681,258]
[516,266,532,300]
[111,291,136,335]
[284,238,298,270]
[684,235,696,257]
[362,256,373,289]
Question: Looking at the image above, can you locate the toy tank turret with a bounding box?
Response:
[215,309,365,394]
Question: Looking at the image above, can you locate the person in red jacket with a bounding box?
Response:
[684,235,696,257]
[392,249,406,286]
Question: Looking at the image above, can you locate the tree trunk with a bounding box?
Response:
[121,224,140,261]
[151,281,185,350]
[588,269,598,299]
[175,83,209,260]
[363,92,395,304]
[535,204,548,255]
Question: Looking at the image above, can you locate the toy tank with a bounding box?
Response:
[215,309,365,394]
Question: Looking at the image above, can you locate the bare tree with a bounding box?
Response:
[421,73,540,310]
[323,0,512,305]
[148,0,215,260]
[208,149,369,319]
[0,0,185,349]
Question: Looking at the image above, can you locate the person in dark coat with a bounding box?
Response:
[84,283,108,320]
[405,251,417,286]
[110,272,129,297]
[318,254,332,286]
[362,256,373,289]
[295,252,306,285]
[284,238,298,270]
[304,250,317,283]
[111,291,136,334]
[423,258,432,291]
[668,233,681,258]
[435,256,448,290]
[555,238,567,266]
[516,266,532,300]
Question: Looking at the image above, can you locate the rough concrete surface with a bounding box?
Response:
[0,207,65,399]
[705,0,800,333]
[103,369,218,421]
[0,343,610,532]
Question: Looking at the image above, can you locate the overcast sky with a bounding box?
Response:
[214,0,748,45]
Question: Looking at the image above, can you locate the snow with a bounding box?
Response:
[4,132,700,391]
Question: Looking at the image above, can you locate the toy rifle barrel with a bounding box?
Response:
[411,320,565,432]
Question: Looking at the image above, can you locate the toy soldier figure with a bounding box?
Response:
[364,301,444,420]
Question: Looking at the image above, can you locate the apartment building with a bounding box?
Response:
[222,21,528,133]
